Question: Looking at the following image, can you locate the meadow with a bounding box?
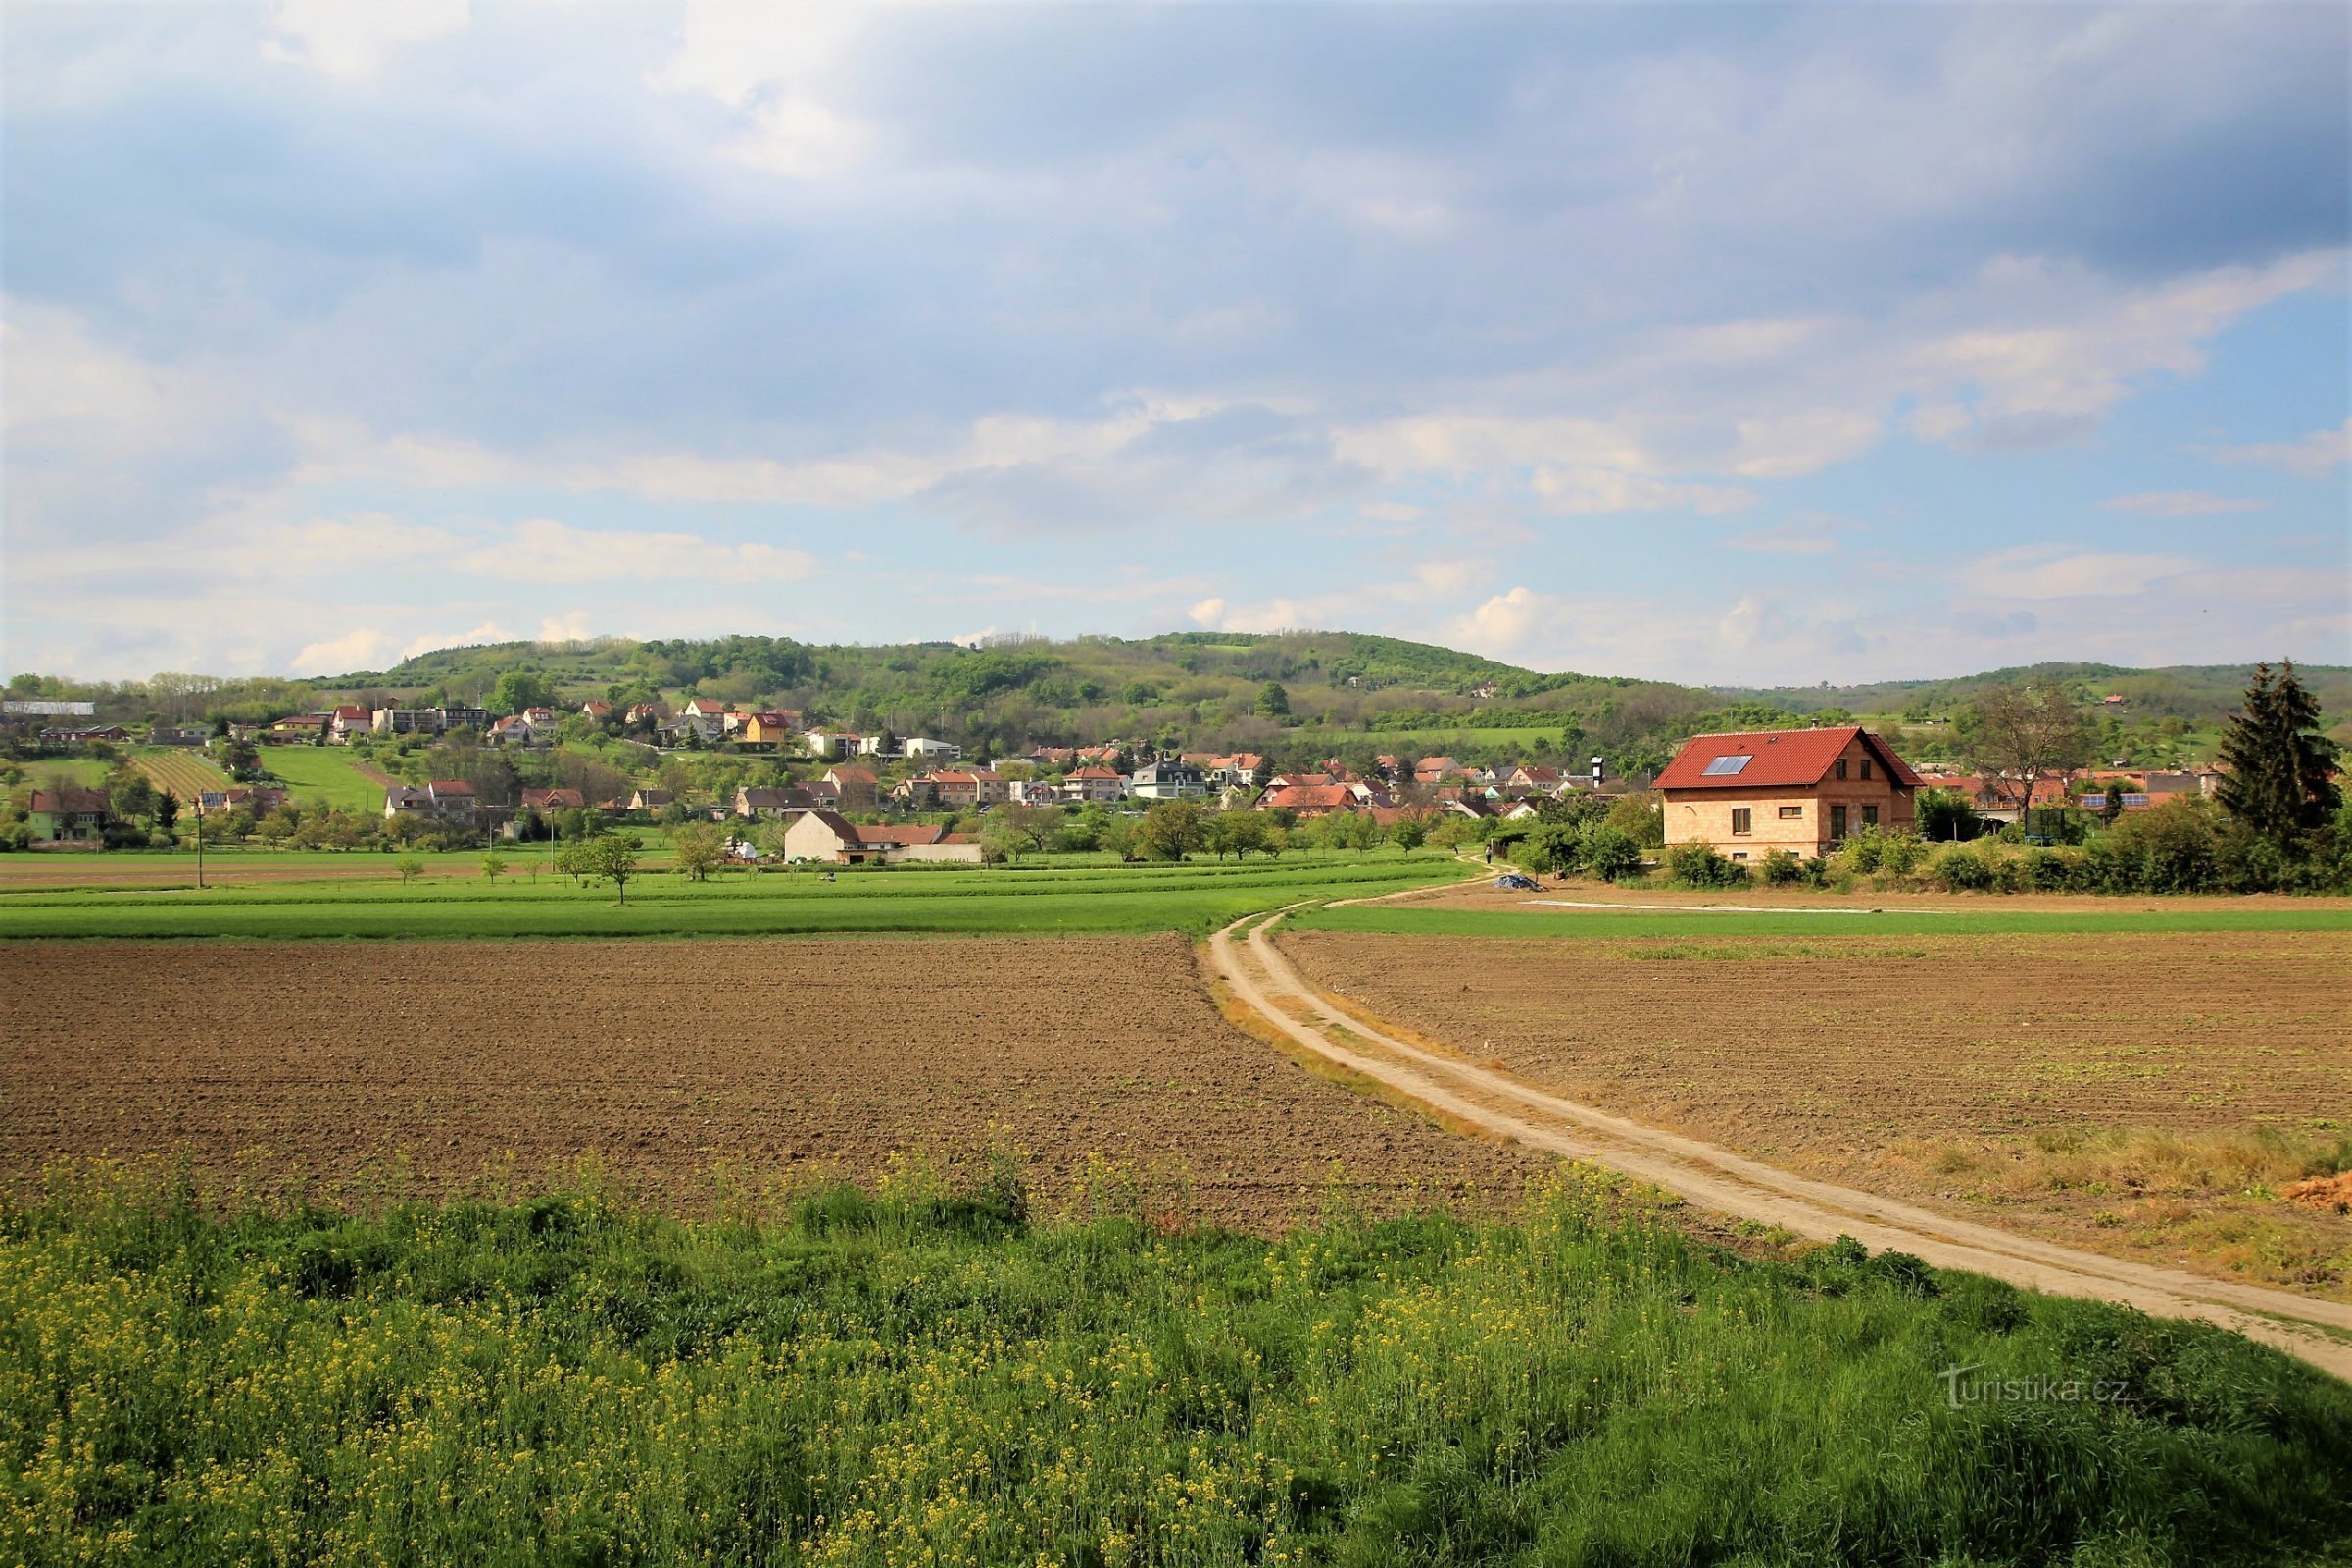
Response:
[0,852,1471,940]
[259,746,390,812]
[4,1161,2346,1567]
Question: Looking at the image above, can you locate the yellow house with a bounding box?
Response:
[1657,726,1920,863]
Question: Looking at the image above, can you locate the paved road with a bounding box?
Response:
[1209,906,2352,1383]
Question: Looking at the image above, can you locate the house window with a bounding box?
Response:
[1731,851,1748,860]
[1778,805,1803,819]
[1731,808,1752,835]
[1830,805,1848,839]
[1835,759,1848,780]
[1860,758,1874,781]
[1862,806,1879,828]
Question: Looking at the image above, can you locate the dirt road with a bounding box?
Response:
[1209,908,2352,1382]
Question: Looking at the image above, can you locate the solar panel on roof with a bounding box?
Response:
[1701,754,1752,775]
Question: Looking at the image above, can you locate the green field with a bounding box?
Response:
[261,747,389,812]
[6,1163,2345,1566]
[1290,903,2352,938]
[13,756,113,788]
[0,854,1472,940]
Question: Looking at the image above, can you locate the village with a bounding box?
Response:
[4,685,2246,878]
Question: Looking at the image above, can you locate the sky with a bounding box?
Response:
[3,2,2347,687]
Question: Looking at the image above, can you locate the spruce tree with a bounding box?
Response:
[2216,661,2340,843]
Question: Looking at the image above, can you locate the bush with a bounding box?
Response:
[1760,848,1806,886]
[1666,841,1749,889]
[1931,845,1994,892]
[1878,832,1926,878]
[2025,847,2079,891]
[1577,824,1642,883]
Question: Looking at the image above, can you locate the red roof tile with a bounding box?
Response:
[1656,728,1921,792]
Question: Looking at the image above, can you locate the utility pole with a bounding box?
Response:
[193,792,206,890]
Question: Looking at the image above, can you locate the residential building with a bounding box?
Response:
[328,705,372,743]
[626,788,673,814]
[1207,753,1267,786]
[150,725,209,747]
[371,706,489,736]
[737,712,800,746]
[1657,727,1920,862]
[680,697,732,719]
[38,725,131,746]
[26,786,111,841]
[1129,760,1209,800]
[520,787,585,814]
[903,736,963,760]
[735,785,821,818]
[806,732,862,759]
[1061,766,1127,804]
[426,780,478,825]
[822,766,880,808]
[267,714,330,742]
[1257,783,1356,817]
[579,700,614,721]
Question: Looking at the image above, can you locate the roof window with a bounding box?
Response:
[1701,754,1753,776]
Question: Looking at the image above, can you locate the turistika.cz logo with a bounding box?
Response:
[1938,1364,2132,1410]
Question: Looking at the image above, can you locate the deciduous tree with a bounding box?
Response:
[1957,680,2094,832]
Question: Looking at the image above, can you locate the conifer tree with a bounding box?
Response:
[2216,661,2339,844]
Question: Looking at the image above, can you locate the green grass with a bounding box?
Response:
[0,855,1471,940]
[261,747,388,812]
[5,1162,2346,1566]
[14,756,112,788]
[1291,905,2352,938]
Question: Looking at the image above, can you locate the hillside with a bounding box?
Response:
[9,634,2344,777]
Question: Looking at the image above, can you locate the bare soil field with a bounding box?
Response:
[1279,928,2352,1296]
[0,937,1540,1229]
[1419,875,2352,916]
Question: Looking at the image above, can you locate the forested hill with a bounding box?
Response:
[8,632,2342,775]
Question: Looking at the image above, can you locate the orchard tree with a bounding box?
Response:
[1136,800,1206,861]
[671,822,726,882]
[586,833,644,903]
[2217,661,2340,846]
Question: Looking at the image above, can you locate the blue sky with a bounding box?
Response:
[4,2,2345,685]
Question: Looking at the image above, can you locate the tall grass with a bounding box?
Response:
[4,1160,2346,1566]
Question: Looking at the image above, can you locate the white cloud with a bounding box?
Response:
[2098,491,2265,516]
[290,626,396,675]
[460,518,819,584]
[1188,598,1227,628]
[648,1,874,178]
[260,0,470,80]
[1959,546,2204,601]
[2197,417,2352,478]
[405,621,513,659]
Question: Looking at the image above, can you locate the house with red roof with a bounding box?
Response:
[1657,727,1920,862]
[1257,782,1358,817]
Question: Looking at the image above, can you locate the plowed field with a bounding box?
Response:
[0,937,1540,1228]
[1278,929,2352,1292]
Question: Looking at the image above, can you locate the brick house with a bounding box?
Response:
[1657,726,1920,862]
[780,810,983,865]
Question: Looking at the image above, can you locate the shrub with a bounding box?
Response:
[1931,845,1994,892]
[2021,847,2071,891]
[1666,841,1748,889]
[2107,799,2223,894]
[1760,849,1806,886]
[1878,832,1926,878]
[1577,824,1642,882]
[1843,830,1886,874]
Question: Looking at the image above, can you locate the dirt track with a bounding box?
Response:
[1212,911,2352,1381]
[0,937,1541,1228]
